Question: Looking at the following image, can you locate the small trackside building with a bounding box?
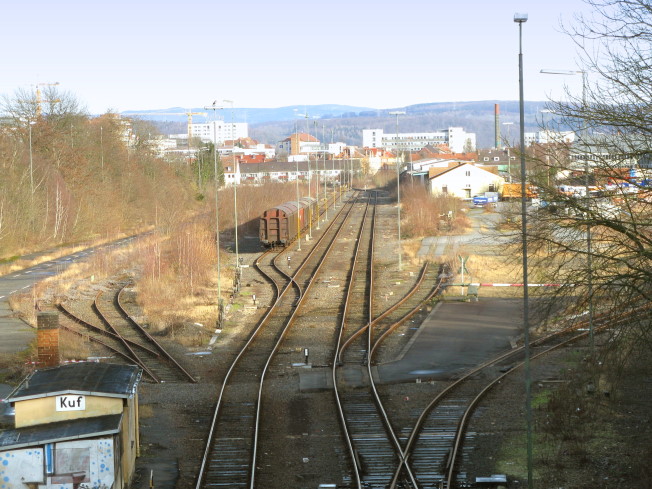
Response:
[0,363,141,489]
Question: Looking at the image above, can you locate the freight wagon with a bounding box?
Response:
[259,197,318,247]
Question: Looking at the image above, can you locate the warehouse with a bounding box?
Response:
[0,362,142,489]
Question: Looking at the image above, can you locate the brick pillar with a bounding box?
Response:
[37,312,60,367]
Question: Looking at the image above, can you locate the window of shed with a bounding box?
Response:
[51,447,91,484]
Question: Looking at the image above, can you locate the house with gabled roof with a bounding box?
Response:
[429,162,505,200]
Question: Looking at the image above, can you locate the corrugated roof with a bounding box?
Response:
[0,414,122,450]
[7,363,141,402]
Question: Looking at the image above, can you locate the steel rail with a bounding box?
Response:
[364,191,421,488]
[340,262,432,358]
[56,303,159,356]
[57,323,150,370]
[91,290,161,382]
[116,284,197,383]
[369,267,445,359]
[194,192,360,489]
[389,298,632,488]
[331,193,371,488]
[250,192,363,487]
[443,308,638,488]
[192,247,280,489]
[57,302,160,382]
[332,192,419,487]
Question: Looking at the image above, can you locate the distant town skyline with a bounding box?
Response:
[3,0,592,115]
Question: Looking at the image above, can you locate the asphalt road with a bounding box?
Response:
[0,237,138,354]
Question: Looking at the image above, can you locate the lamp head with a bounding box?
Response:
[514,13,528,23]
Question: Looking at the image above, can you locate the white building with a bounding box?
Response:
[429,162,505,200]
[524,130,576,146]
[190,121,249,145]
[363,127,476,153]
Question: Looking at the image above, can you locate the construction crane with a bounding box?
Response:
[125,111,207,149]
[33,82,60,118]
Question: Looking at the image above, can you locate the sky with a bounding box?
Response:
[2,0,594,115]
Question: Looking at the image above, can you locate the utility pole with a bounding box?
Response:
[204,102,224,323]
[389,110,406,271]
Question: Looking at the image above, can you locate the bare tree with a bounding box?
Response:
[529,0,652,360]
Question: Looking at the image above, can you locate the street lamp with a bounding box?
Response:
[204,102,224,318]
[314,120,320,230]
[322,123,328,222]
[223,99,240,272]
[514,12,533,489]
[540,68,593,353]
[389,110,406,271]
[296,158,302,251]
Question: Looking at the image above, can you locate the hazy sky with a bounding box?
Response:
[2,0,592,114]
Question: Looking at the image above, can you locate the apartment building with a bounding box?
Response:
[363,127,476,154]
[190,121,249,144]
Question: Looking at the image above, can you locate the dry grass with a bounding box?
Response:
[450,251,524,298]
[59,330,92,361]
[0,233,142,277]
[401,238,427,268]
[0,350,36,384]
[401,185,470,237]
[8,291,39,327]
[6,234,163,331]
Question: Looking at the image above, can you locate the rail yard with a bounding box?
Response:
[0,189,625,489]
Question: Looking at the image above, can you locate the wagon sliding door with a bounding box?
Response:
[270,217,282,243]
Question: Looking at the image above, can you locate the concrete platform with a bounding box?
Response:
[298,298,522,389]
[376,298,522,383]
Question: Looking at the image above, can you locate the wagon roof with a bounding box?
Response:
[299,197,317,206]
[274,201,300,214]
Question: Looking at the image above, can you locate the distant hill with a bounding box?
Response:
[124,101,550,149]
[121,104,376,126]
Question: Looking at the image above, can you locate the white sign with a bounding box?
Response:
[55,395,86,411]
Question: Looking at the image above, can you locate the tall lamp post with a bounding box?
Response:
[515,12,533,489]
[223,99,240,271]
[322,123,328,222]
[540,68,593,353]
[204,102,224,318]
[389,110,406,271]
[314,120,320,230]
[296,158,301,251]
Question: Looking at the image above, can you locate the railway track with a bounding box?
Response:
[385,297,628,488]
[370,261,448,362]
[332,191,419,488]
[195,192,363,489]
[56,283,195,383]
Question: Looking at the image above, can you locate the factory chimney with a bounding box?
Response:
[37,312,60,367]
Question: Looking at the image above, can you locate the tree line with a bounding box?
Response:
[0,87,199,257]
